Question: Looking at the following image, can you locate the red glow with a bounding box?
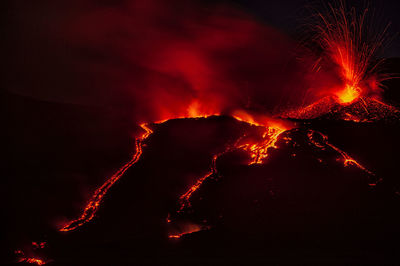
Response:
[31,242,46,249]
[312,4,387,105]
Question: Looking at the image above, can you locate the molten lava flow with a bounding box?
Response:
[60,123,153,232]
[15,250,46,265]
[177,114,290,214]
[19,258,46,265]
[178,165,213,212]
[306,130,378,185]
[59,109,381,236]
[59,102,219,232]
[238,126,286,165]
[18,258,46,265]
[175,121,381,219]
[233,112,289,165]
[178,151,231,212]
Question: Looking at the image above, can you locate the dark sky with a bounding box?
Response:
[3,0,400,108]
[231,0,400,57]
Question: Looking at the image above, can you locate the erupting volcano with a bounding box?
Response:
[5,0,400,265]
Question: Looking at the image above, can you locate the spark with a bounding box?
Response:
[312,2,389,104]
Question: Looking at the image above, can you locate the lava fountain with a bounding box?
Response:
[310,2,390,104]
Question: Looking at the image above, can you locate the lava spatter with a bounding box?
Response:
[311,3,389,104]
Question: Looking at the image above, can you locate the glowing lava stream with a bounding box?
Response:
[59,113,218,232]
[306,130,378,182]
[175,127,378,220]
[178,150,233,212]
[60,123,153,232]
[59,113,288,232]
[15,250,46,266]
[18,258,46,266]
[177,123,287,214]
[60,113,377,234]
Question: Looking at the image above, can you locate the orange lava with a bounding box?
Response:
[307,130,375,177]
[238,126,286,165]
[59,104,218,232]
[178,152,227,212]
[59,110,380,234]
[178,113,290,212]
[18,257,46,265]
[336,85,361,104]
[60,123,153,232]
